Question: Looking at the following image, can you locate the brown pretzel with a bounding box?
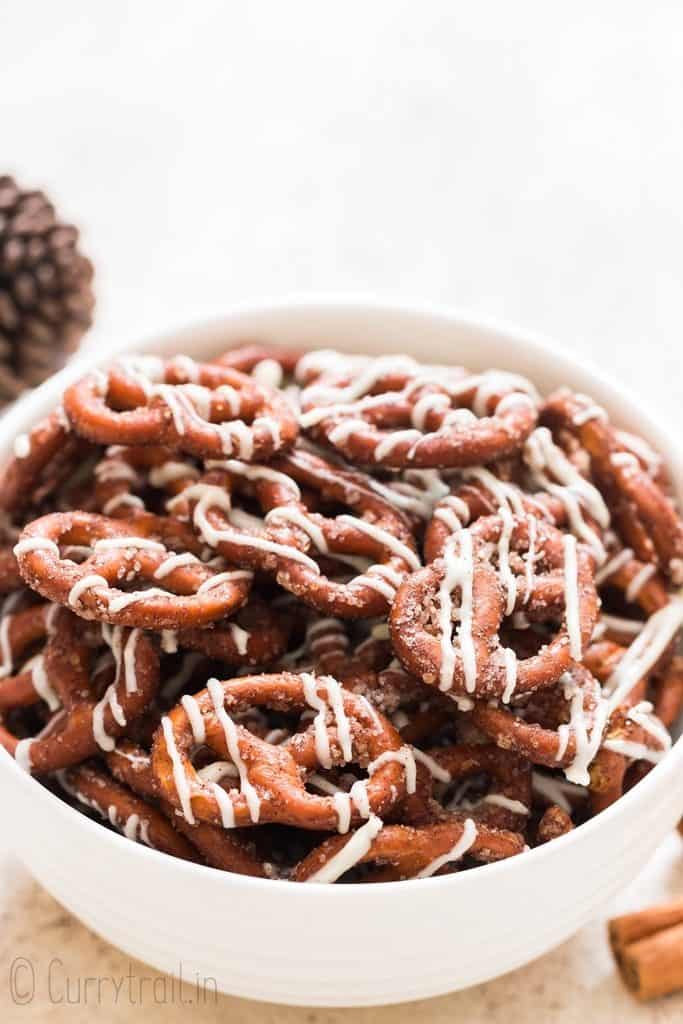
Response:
[106,741,267,876]
[291,818,524,882]
[214,343,303,385]
[0,410,93,519]
[63,355,298,461]
[172,448,420,618]
[536,804,574,844]
[400,743,532,833]
[60,761,202,862]
[14,510,252,628]
[92,445,200,518]
[151,672,411,830]
[468,665,606,777]
[0,601,60,713]
[423,465,608,565]
[541,389,683,581]
[297,352,539,469]
[0,607,159,773]
[391,515,598,700]
[652,656,683,728]
[589,700,670,814]
[175,599,293,666]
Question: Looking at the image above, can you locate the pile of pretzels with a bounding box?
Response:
[1,343,681,883]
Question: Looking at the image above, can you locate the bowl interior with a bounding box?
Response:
[2,299,682,840]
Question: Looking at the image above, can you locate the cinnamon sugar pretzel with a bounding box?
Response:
[0,341,680,884]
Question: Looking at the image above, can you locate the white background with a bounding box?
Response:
[1,3,682,1021]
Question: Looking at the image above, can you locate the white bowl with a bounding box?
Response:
[1,301,682,1008]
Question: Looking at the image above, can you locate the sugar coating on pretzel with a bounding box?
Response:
[391,515,599,701]
[170,449,420,618]
[64,355,298,462]
[297,351,539,469]
[2,607,159,773]
[14,511,252,628]
[541,389,683,581]
[151,672,414,832]
[0,341,681,884]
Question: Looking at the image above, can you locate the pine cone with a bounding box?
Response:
[0,175,94,406]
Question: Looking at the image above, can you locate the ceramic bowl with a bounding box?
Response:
[1,301,682,1007]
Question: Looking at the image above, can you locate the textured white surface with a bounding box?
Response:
[1,1,683,1019]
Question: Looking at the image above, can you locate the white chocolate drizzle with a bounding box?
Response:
[416,817,477,878]
[207,678,261,823]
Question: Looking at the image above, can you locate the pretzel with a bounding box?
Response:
[297,352,539,469]
[63,354,298,461]
[0,607,159,773]
[59,761,203,862]
[171,448,420,618]
[151,672,413,831]
[14,510,252,628]
[106,741,267,875]
[468,665,608,783]
[291,817,524,882]
[0,601,60,713]
[400,743,532,833]
[0,409,93,519]
[175,598,293,666]
[214,343,303,389]
[93,445,200,518]
[541,389,683,581]
[652,656,683,728]
[391,515,598,701]
[424,454,610,566]
[536,804,574,844]
[2,341,681,880]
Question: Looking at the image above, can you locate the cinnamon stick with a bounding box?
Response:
[609,899,683,1000]
[678,818,683,838]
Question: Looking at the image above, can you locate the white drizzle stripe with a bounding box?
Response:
[438,532,476,692]
[153,552,198,578]
[181,694,206,745]
[196,571,252,594]
[103,494,145,515]
[480,794,529,815]
[205,458,300,497]
[94,537,166,552]
[625,564,656,603]
[266,507,328,552]
[561,675,610,785]
[367,747,417,794]
[606,600,683,712]
[108,588,169,613]
[207,678,261,823]
[211,782,236,827]
[496,504,517,614]
[161,716,195,824]
[305,815,384,883]
[176,483,320,573]
[68,574,108,608]
[28,655,60,711]
[531,772,586,813]
[601,738,666,763]
[595,548,634,585]
[412,747,452,783]
[416,818,478,878]
[14,537,60,558]
[336,515,421,571]
[501,648,518,704]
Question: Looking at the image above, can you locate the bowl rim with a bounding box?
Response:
[2,294,682,895]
